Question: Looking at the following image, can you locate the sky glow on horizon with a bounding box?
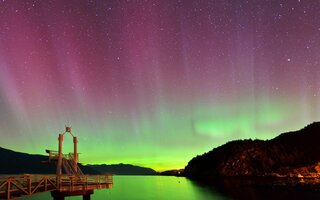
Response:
[0,0,320,171]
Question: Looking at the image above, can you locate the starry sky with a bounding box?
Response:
[0,0,320,171]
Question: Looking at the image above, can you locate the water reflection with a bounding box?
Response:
[191,177,320,200]
[24,176,227,200]
[98,176,228,200]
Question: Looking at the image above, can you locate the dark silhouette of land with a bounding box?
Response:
[184,122,320,180]
[159,169,184,176]
[0,147,57,174]
[86,164,157,175]
[0,147,156,175]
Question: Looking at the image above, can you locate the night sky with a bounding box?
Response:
[0,0,320,171]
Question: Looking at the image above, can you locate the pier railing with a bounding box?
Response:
[58,174,113,191]
[0,174,57,199]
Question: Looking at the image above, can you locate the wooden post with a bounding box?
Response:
[71,176,74,191]
[45,177,48,191]
[73,136,78,173]
[7,178,10,200]
[85,176,88,190]
[57,134,63,189]
[28,177,32,195]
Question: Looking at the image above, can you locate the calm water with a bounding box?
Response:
[23,176,229,200]
[21,176,320,200]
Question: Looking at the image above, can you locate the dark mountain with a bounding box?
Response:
[86,164,157,175]
[184,122,320,179]
[0,147,56,174]
[0,147,156,175]
[0,147,98,174]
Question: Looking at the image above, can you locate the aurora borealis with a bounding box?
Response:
[0,0,320,171]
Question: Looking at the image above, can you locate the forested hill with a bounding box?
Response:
[184,122,320,179]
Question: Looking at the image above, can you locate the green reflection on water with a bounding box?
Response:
[23,176,227,200]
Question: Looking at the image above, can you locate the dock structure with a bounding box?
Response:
[0,127,113,200]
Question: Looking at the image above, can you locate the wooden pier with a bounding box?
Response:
[0,127,113,199]
[0,174,113,199]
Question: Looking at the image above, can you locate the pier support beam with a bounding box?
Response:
[51,190,94,200]
[73,136,78,172]
[83,194,91,200]
[56,134,63,188]
[53,196,64,200]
